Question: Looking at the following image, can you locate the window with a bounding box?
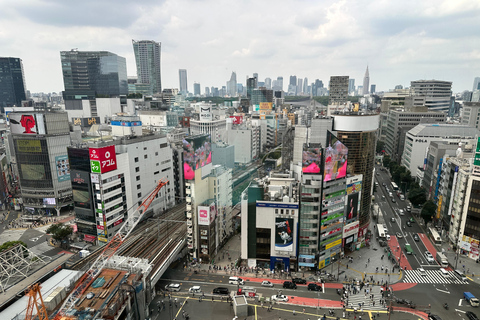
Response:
[135,167,140,172]
[155,152,158,156]
[137,184,141,190]
[136,176,140,181]
[160,143,168,148]
[154,171,159,175]
[137,192,142,198]
[144,155,148,159]
[134,157,139,163]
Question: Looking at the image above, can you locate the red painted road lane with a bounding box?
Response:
[419,233,437,257]
[286,296,343,308]
[388,236,412,270]
[390,282,417,291]
[393,306,429,319]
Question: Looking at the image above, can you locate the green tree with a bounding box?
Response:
[376,141,386,154]
[408,187,427,207]
[383,155,391,168]
[0,240,27,253]
[46,223,73,242]
[421,200,437,223]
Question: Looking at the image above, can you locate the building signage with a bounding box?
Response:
[325,238,342,250]
[84,234,96,242]
[89,145,117,174]
[198,206,210,226]
[343,221,359,238]
[17,139,41,153]
[113,218,123,227]
[298,254,315,267]
[73,117,100,127]
[259,102,272,110]
[97,225,104,230]
[9,113,46,135]
[256,202,299,209]
[55,155,71,182]
[90,173,99,184]
[275,218,294,252]
[98,236,108,243]
[111,121,142,127]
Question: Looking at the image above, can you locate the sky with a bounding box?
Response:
[2,0,480,94]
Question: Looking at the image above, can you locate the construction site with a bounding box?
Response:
[1,180,187,320]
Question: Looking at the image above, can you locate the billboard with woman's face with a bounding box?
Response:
[324,131,348,182]
[183,134,212,180]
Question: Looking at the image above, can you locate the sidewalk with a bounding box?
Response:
[439,240,480,284]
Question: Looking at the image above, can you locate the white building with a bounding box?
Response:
[189,118,227,143]
[227,126,259,164]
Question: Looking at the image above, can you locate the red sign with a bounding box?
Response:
[97,225,104,230]
[84,234,97,242]
[89,145,117,173]
[230,116,243,124]
[113,218,123,227]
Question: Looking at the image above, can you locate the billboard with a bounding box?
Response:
[89,145,117,174]
[230,116,243,124]
[183,135,212,180]
[275,218,294,252]
[343,221,359,238]
[21,164,46,180]
[17,140,41,153]
[259,102,273,110]
[302,146,322,174]
[298,254,315,267]
[198,206,210,226]
[72,117,101,128]
[199,105,212,121]
[73,190,91,208]
[345,193,359,220]
[9,113,46,135]
[209,202,216,224]
[324,131,348,182]
[55,155,70,182]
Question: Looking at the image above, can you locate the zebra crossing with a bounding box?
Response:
[403,269,469,284]
[344,292,387,311]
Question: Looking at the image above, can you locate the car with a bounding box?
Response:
[189,286,202,293]
[271,294,289,302]
[419,268,427,276]
[396,232,403,239]
[382,182,386,186]
[424,251,435,263]
[391,198,396,203]
[409,217,415,223]
[292,278,306,284]
[165,283,181,292]
[389,192,393,197]
[86,292,95,299]
[213,287,229,295]
[382,195,386,200]
[261,280,274,287]
[375,182,379,186]
[308,283,320,291]
[466,311,479,320]
[406,206,411,212]
[413,234,420,242]
[391,217,396,222]
[399,209,404,215]
[406,221,412,227]
[283,281,297,289]
[428,315,442,320]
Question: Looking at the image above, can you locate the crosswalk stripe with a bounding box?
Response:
[402,270,468,284]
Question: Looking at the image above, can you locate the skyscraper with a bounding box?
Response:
[303,77,308,95]
[194,82,201,96]
[132,40,162,95]
[276,76,284,91]
[409,79,452,112]
[0,57,27,110]
[328,76,349,104]
[473,77,480,91]
[246,76,257,99]
[289,75,297,87]
[297,78,303,94]
[362,66,369,95]
[370,84,376,94]
[227,72,237,97]
[348,78,355,94]
[264,77,272,89]
[60,50,128,100]
[179,69,188,94]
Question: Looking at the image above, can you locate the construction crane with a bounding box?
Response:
[25,283,48,320]
[51,178,169,320]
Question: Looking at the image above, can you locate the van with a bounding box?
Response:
[439,268,449,277]
[229,277,245,285]
[455,270,468,281]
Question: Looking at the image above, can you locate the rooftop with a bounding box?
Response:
[408,124,480,137]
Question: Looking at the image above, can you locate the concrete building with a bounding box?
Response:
[402,124,480,179]
[0,57,27,109]
[251,87,274,106]
[409,80,453,112]
[179,69,188,94]
[211,142,235,169]
[473,77,480,91]
[384,110,446,164]
[362,66,369,95]
[461,102,480,129]
[227,125,259,164]
[132,40,162,95]
[189,118,227,143]
[328,76,349,105]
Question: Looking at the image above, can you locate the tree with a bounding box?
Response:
[376,141,386,154]
[46,223,73,242]
[383,155,391,168]
[0,240,27,253]
[408,187,427,207]
[421,200,437,224]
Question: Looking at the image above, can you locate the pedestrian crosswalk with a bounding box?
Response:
[344,292,387,311]
[403,269,469,284]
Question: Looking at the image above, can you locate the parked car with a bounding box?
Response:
[392,198,396,203]
[396,232,403,239]
[292,278,307,284]
[413,234,420,242]
[271,295,289,302]
[165,283,181,292]
[261,280,274,287]
[307,283,320,291]
[283,281,297,289]
[86,292,95,299]
[213,287,229,295]
[406,205,412,212]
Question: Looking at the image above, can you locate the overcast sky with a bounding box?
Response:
[2,0,480,94]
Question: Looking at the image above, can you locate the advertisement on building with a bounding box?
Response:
[259,102,273,110]
[298,254,315,267]
[343,221,359,238]
[230,116,243,124]
[55,155,70,182]
[198,206,210,226]
[72,117,101,128]
[302,146,322,174]
[199,105,212,121]
[275,218,294,252]
[324,131,348,182]
[9,113,46,135]
[345,193,359,220]
[209,202,216,224]
[346,180,362,195]
[16,139,42,153]
[20,164,46,180]
[183,135,212,180]
[89,145,117,174]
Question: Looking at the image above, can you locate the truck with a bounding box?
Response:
[464,292,479,307]
[436,252,448,268]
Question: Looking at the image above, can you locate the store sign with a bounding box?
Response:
[98,236,108,243]
[113,218,123,227]
[89,145,117,174]
[343,221,359,238]
[17,140,41,153]
[84,234,96,242]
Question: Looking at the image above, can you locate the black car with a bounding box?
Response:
[213,287,229,295]
[413,234,420,242]
[428,315,442,320]
[406,221,412,227]
[307,283,320,291]
[467,311,479,320]
[283,281,297,289]
[292,278,307,284]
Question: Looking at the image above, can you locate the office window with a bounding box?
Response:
[136,176,140,181]
[137,192,142,198]
[135,167,140,172]
[134,157,139,163]
[137,184,141,190]
[144,155,148,159]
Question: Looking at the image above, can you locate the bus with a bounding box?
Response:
[377,224,387,239]
[391,182,399,191]
[428,227,442,245]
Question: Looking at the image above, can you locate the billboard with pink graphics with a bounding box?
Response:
[183,134,212,180]
[198,206,210,226]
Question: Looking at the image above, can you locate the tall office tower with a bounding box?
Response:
[205,87,210,97]
[328,76,349,104]
[313,79,324,96]
[60,50,128,100]
[297,78,303,94]
[362,66,369,95]
[289,75,297,87]
[227,72,237,96]
[0,57,27,110]
[132,40,162,95]
[303,77,308,94]
[179,69,188,94]
[251,87,274,105]
[473,77,480,91]
[370,84,376,94]
[409,80,452,112]
[246,76,257,99]
[277,76,284,91]
[253,73,258,87]
[264,77,272,89]
[348,78,355,94]
[193,82,201,96]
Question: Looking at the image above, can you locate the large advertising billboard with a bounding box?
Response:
[21,164,46,180]
[89,145,117,174]
[324,131,348,182]
[230,116,243,124]
[16,140,42,153]
[345,193,359,220]
[298,254,315,267]
[55,155,70,182]
[302,146,322,174]
[259,102,273,110]
[9,113,46,135]
[209,202,216,224]
[198,206,210,226]
[275,218,294,252]
[72,117,101,128]
[183,135,212,180]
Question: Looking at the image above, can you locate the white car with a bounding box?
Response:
[261,280,274,287]
[189,286,201,293]
[418,268,427,276]
[399,209,404,216]
[165,283,181,292]
[424,251,435,263]
[271,294,289,302]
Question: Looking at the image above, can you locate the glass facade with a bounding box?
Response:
[0,57,27,110]
[132,40,162,95]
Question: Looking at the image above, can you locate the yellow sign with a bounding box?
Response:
[259,102,272,110]
[436,195,442,219]
[17,140,41,153]
[325,239,342,250]
[98,236,108,243]
[318,259,325,269]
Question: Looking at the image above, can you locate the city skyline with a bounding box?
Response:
[2,0,480,93]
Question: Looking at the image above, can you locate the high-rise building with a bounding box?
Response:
[205,87,210,96]
[264,78,272,89]
[328,76,349,104]
[362,66,369,95]
[297,78,303,94]
[276,76,284,91]
[348,79,355,94]
[246,77,257,99]
[60,50,128,100]
[179,69,188,94]
[0,57,27,110]
[289,75,297,87]
[370,84,376,94]
[473,77,480,91]
[132,40,162,95]
[409,80,452,112]
[303,77,308,95]
[193,82,201,96]
[227,72,237,97]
